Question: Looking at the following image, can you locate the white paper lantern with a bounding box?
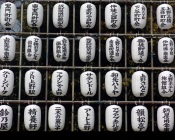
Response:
[156,4,173,30]
[80,3,96,29]
[78,105,94,131]
[105,3,121,29]
[25,36,42,61]
[0,105,13,131]
[1,2,17,29]
[48,104,66,131]
[130,3,147,29]
[157,105,174,132]
[131,105,148,132]
[0,35,16,61]
[158,71,174,97]
[0,69,14,96]
[27,2,43,28]
[158,37,174,63]
[106,37,122,62]
[79,36,96,62]
[105,70,122,97]
[131,37,148,63]
[132,71,148,97]
[24,104,41,131]
[53,3,69,28]
[53,36,70,62]
[105,105,122,131]
[52,70,69,96]
[25,69,42,96]
[80,71,97,97]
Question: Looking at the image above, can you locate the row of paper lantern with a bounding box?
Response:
[1,35,175,64]
[0,69,175,98]
[1,104,174,131]
[0,2,173,30]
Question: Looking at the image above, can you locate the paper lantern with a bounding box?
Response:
[157,105,174,132]
[131,37,148,63]
[52,70,69,96]
[158,37,174,63]
[48,104,66,131]
[0,35,16,61]
[25,69,42,96]
[105,3,121,29]
[79,36,96,62]
[0,69,14,96]
[78,105,94,131]
[27,2,43,28]
[130,3,147,29]
[105,70,122,97]
[131,105,148,131]
[80,71,97,97]
[105,105,122,131]
[0,105,13,131]
[156,4,173,30]
[25,36,42,61]
[132,71,148,97]
[24,104,41,131]
[106,37,122,62]
[1,2,17,29]
[53,3,69,28]
[53,36,70,62]
[158,71,174,97]
[80,3,96,29]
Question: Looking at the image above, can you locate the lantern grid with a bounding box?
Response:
[0,0,174,131]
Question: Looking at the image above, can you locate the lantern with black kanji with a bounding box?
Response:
[0,35,16,61]
[79,36,96,62]
[1,2,17,29]
[80,3,96,29]
[106,37,122,62]
[27,2,43,28]
[158,71,174,97]
[131,37,148,63]
[157,105,174,132]
[80,71,97,97]
[132,71,148,97]
[105,105,122,131]
[25,36,42,61]
[105,70,122,97]
[24,104,41,131]
[78,105,95,131]
[105,3,121,29]
[48,104,66,131]
[156,4,173,30]
[158,37,174,63]
[0,69,14,96]
[0,105,13,131]
[52,70,69,96]
[131,105,148,131]
[130,3,147,29]
[53,3,69,28]
[25,69,42,96]
[53,36,70,62]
